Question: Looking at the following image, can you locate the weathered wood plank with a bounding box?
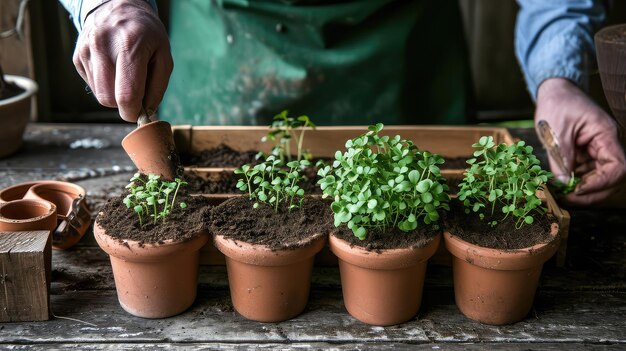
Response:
[2,342,625,351]
[0,289,624,343]
[0,230,51,322]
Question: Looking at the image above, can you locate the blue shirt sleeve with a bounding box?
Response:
[515,0,605,100]
[58,0,158,32]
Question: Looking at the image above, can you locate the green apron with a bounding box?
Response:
[161,0,471,126]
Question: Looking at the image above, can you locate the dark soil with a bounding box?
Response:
[209,196,333,250]
[184,169,323,195]
[444,201,555,250]
[0,78,24,100]
[332,223,440,252]
[181,144,259,167]
[441,156,471,169]
[97,195,211,245]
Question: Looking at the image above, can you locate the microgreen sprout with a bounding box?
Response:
[551,172,580,195]
[123,173,188,227]
[457,136,552,229]
[235,155,310,213]
[317,123,450,240]
[261,110,317,163]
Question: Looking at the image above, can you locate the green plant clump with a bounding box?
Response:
[261,110,317,163]
[123,173,188,227]
[457,136,552,229]
[317,123,450,240]
[235,155,310,213]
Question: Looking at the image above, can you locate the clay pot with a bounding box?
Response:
[121,120,180,180]
[24,182,91,250]
[0,75,38,159]
[214,234,325,322]
[94,220,208,318]
[0,199,57,233]
[444,222,560,325]
[0,199,57,289]
[595,24,626,137]
[0,180,91,250]
[328,233,441,326]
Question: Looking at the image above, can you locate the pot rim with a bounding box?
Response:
[0,198,56,223]
[213,233,326,267]
[121,120,171,147]
[0,75,38,106]
[328,231,441,270]
[443,222,560,271]
[93,220,209,262]
[0,180,85,203]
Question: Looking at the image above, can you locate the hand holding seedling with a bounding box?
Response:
[73,0,173,122]
[535,78,626,205]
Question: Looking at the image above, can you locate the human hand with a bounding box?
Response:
[535,78,626,206]
[73,0,173,122]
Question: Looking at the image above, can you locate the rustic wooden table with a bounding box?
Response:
[0,124,625,350]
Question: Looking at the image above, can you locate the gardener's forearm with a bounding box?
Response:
[515,0,605,100]
[58,0,158,31]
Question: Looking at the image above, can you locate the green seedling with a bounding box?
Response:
[317,123,450,240]
[261,110,317,163]
[457,136,552,229]
[235,155,310,213]
[123,173,188,227]
[551,172,581,195]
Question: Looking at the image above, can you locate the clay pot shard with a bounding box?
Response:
[121,120,181,180]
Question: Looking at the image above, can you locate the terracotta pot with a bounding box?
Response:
[595,24,626,139]
[328,232,441,326]
[0,75,38,159]
[1,180,92,250]
[121,120,180,180]
[214,234,325,322]
[0,199,57,233]
[94,220,208,318]
[444,222,560,325]
[0,199,57,289]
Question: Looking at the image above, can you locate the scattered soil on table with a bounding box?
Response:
[181,144,259,167]
[0,79,24,100]
[444,201,555,250]
[332,223,440,252]
[97,195,211,245]
[209,196,333,250]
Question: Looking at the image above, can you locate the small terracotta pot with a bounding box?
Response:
[0,199,57,289]
[444,222,560,325]
[94,220,208,318]
[0,199,57,233]
[121,120,179,180]
[0,75,38,159]
[0,181,40,203]
[23,182,91,250]
[328,233,440,326]
[214,234,325,322]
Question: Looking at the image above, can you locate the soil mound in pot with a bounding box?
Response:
[0,79,24,100]
[332,224,439,252]
[209,196,332,250]
[445,201,554,250]
[97,195,210,245]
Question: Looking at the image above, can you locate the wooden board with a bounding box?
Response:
[0,230,51,322]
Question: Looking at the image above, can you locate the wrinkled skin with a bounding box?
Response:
[535,78,626,206]
[72,0,173,122]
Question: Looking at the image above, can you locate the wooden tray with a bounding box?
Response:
[173,125,568,267]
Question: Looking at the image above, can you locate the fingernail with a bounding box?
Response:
[574,183,586,195]
[556,175,570,183]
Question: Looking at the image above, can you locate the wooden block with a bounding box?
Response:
[0,231,51,322]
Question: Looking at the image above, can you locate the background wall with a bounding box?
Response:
[2,0,624,123]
